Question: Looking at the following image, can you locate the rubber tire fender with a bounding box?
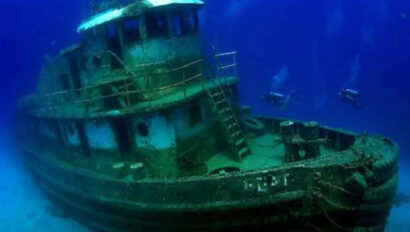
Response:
[362,174,398,204]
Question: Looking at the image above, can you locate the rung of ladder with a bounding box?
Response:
[215,51,237,57]
[216,99,226,106]
[232,131,241,137]
[218,64,236,70]
[227,123,239,130]
[211,92,222,98]
[235,138,245,147]
[219,108,230,114]
[222,115,234,123]
[239,147,250,157]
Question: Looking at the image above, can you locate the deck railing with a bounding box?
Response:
[215,51,237,73]
[21,52,238,114]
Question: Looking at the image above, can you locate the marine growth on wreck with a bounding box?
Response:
[14,1,399,231]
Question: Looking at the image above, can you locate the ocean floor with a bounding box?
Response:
[0,130,409,232]
[0,131,90,232]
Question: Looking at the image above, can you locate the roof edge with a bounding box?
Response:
[77,0,204,33]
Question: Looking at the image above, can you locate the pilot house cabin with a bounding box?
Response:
[19,0,246,178]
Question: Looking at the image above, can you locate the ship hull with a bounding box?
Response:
[20,116,398,232]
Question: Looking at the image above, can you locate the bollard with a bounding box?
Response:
[301,121,320,159]
[130,163,145,180]
[280,121,299,162]
[112,162,127,179]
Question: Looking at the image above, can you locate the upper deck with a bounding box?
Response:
[20,52,239,119]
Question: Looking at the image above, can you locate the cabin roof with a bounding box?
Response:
[77,0,204,33]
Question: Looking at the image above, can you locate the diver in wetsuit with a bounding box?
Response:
[339,88,360,108]
[262,89,298,109]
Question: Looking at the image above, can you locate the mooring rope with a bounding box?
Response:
[322,209,353,232]
[313,182,355,231]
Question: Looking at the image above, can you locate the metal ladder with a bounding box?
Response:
[207,86,251,161]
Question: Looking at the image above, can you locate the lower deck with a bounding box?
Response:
[14,114,400,232]
[207,132,340,175]
[17,115,359,181]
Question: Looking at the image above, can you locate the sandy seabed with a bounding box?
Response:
[0,132,408,232]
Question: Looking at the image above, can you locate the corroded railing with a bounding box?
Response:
[21,52,238,114]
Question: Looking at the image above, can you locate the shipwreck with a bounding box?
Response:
[15,0,399,231]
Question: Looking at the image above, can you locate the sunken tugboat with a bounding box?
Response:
[15,0,398,231]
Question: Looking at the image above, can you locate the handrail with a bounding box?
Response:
[37,57,205,97]
[24,52,238,113]
[28,64,205,107]
[214,51,237,57]
[214,51,238,78]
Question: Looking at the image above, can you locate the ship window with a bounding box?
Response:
[106,24,117,38]
[146,12,169,38]
[171,11,198,37]
[137,123,149,137]
[184,12,199,35]
[188,104,202,127]
[60,74,71,90]
[172,14,183,36]
[111,119,133,155]
[122,18,141,44]
[106,24,123,69]
[69,57,82,89]
[66,123,75,136]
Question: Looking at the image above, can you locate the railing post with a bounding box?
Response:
[183,71,186,99]
[124,78,131,113]
[234,52,238,77]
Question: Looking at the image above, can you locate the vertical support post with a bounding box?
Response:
[183,71,186,99]
[118,21,125,55]
[124,78,131,113]
[145,75,152,110]
[233,52,238,77]
[75,120,91,157]
[301,121,320,159]
[335,133,342,151]
[280,121,299,162]
[130,163,145,180]
[50,119,65,158]
[214,53,219,81]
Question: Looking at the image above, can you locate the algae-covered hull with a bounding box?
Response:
[18,117,398,232]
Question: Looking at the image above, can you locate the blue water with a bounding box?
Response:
[1,0,410,231]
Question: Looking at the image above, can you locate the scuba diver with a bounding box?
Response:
[339,88,360,108]
[262,89,298,110]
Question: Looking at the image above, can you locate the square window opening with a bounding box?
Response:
[172,14,183,37]
[188,104,202,127]
[123,18,141,44]
[172,11,199,37]
[105,24,123,69]
[146,12,169,39]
